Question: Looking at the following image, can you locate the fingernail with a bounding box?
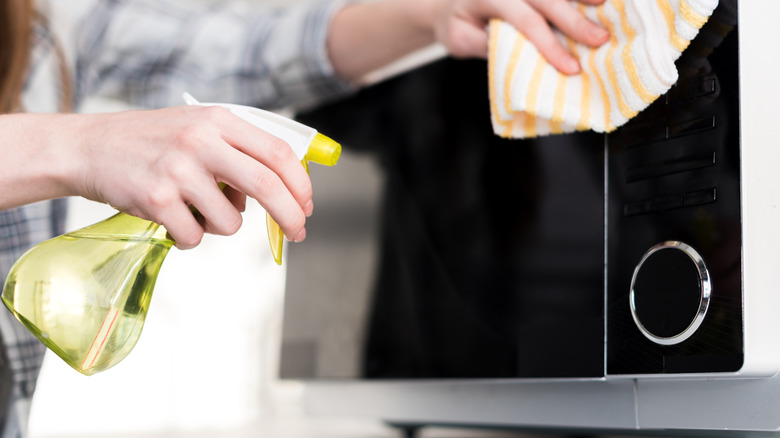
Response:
[304,199,314,217]
[592,27,609,43]
[292,228,306,243]
[566,57,581,74]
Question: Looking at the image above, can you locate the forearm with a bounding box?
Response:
[327,0,438,83]
[0,114,81,210]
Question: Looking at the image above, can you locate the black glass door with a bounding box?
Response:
[282,58,605,380]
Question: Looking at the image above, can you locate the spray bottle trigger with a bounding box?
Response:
[266,134,341,266]
[267,214,284,265]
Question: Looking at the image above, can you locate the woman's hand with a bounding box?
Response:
[422,0,610,74]
[0,107,313,250]
[75,106,313,249]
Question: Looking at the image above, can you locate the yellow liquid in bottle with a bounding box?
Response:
[2,215,173,375]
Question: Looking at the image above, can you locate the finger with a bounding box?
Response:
[485,1,580,74]
[222,185,247,213]
[153,199,206,250]
[209,144,308,241]
[184,176,243,236]
[218,115,313,214]
[531,0,609,48]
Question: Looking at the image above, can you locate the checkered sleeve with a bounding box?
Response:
[0,201,65,438]
[74,0,356,111]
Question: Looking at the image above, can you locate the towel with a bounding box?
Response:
[489,0,719,139]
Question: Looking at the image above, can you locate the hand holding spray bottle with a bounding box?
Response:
[1,94,341,375]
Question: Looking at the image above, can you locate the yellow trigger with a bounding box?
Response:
[266,133,340,265]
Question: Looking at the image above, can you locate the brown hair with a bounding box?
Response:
[0,0,35,113]
[0,0,72,114]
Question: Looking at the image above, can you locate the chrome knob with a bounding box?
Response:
[629,241,711,345]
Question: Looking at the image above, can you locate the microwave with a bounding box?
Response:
[280,0,780,434]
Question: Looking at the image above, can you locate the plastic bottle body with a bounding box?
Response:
[1,213,173,375]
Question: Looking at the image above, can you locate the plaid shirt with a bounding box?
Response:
[0,0,352,436]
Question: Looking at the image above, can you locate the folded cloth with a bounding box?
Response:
[489,0,719,139]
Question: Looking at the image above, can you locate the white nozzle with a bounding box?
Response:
[182,92,315,160]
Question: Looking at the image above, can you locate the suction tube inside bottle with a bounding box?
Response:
[1,212,174,376]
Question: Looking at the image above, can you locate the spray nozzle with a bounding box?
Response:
[183,93,341,264]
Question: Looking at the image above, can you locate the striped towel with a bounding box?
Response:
[489,0,719,139]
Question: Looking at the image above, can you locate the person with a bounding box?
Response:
[0,0,608,435]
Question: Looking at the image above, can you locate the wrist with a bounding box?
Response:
[0,113,86,209]
[30,113,95,202]
[60,112,119,205]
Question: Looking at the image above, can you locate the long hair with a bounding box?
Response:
[0,0,35,113]
[0,0,72,114]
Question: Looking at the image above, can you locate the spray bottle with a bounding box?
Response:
[1,94,340,375]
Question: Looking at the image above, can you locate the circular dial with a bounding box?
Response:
[629,241,711,345]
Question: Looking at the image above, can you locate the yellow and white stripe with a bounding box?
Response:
[489,0,718,139]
